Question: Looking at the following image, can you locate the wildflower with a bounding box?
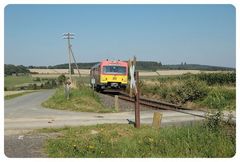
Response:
[89,145,95,149]
[148,138,154,143]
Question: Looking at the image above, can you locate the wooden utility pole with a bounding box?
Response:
[63,33,83,87]
[63,33,74,82]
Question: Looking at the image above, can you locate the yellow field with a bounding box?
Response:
[140,70,229,76]
[29,69,90,75]
[29,69,232,77]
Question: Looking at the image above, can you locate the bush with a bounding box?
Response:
[57,74,66,85]
[166,78,208,104]
[33,77,41,81]
[200,87,236,110]
[179,78,208,102]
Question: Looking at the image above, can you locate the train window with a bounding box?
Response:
[103,66,126,74]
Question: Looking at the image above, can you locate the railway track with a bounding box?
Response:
[98,88,236,125]
[101,90,236,124]
[118,93,207,118]
[102,90,207,118]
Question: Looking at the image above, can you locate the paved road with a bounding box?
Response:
[4,90,208,134]
[3,90,207,157]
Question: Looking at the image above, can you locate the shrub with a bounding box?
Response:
[33,83,37,90]
[33,77,41,81]
[200,87,236,110]
[166,78,208,104]
[57,74,66,85]
[179,78,208,102]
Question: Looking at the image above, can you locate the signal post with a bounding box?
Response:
[129,56,140,128]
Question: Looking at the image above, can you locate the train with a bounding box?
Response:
[90,60,128,91]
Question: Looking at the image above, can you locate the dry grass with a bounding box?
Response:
[30,69,232,77]
[29,69,90,76]
[4,90,36,96]
[140,70,230,76]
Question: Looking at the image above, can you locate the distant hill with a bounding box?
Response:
[28,61,235,71]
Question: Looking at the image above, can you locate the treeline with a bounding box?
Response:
[28,62,98,69]
[5,64,30,75]
[28,61,235,71]
[196,72,236,85]
[160,64,234,71]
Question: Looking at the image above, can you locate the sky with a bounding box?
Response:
[4,4,236,67]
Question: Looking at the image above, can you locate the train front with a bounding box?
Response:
[100,60,128,89]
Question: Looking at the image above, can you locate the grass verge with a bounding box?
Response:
[4,91,37,100]
[42,87,113,113]
[41,123,235,158]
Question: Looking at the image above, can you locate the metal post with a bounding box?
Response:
[135,71,140,128]
[128,59,133,97]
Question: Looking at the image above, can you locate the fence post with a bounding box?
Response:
[115,95,119,112]
[152,112,163,129]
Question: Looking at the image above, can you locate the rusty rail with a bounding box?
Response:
[117,95,207,118]
[100,90,235,123]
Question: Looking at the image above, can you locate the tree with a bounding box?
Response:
[71,67,74,74]
[57,74,66,85]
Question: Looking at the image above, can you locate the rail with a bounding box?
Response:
[100,90,235,123]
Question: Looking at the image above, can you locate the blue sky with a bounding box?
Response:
[4,4,235,67]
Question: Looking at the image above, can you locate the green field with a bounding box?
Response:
[4,75,59,91]
[42,123,235,158]
[4,76,34,89]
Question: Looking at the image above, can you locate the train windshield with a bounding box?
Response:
[103,66,126,74]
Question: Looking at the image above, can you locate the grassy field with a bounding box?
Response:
[41,123,235,158]
[4,76,34,89]
[42,87,113,113]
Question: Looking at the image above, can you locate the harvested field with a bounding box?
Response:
[29,69,233,77]
[29,69,90,76]
[141,70,231,76]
